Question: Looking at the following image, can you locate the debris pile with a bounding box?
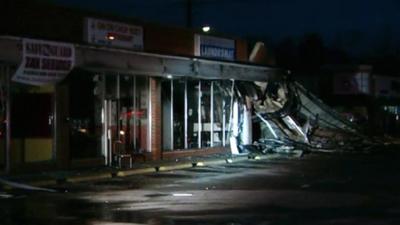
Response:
[229,78,381,155]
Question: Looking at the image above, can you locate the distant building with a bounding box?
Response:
[306,64,400,136]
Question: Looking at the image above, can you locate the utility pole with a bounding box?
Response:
[186,0,192,28]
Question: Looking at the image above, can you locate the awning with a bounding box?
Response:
[0,36,283,82]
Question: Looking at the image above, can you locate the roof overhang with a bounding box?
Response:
[0,36,282,81]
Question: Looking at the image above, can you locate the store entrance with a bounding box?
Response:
[103,74,148,167]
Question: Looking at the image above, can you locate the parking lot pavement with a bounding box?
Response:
[2,151,400,225]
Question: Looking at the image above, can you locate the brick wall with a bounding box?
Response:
[1,2,251,63]
[144,25,195,56]
[236,39,249,62]
[150,77,162,160]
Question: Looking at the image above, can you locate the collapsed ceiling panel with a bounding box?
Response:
[231,78,375,155]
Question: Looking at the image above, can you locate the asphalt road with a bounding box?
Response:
[1,151,400,225]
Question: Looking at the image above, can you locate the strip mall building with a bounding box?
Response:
[0,2,280,173]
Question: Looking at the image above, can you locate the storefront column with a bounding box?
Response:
[55,82,70,169]
[5,66,11,174]
[150,77,162,160]
[241,97,253,145]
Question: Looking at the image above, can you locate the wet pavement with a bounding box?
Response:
[1,151,400,225]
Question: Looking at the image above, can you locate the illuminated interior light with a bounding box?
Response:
[78,128,87,133]
[107,35,115,40]
[119,130,125,135]
[172,193,193,197]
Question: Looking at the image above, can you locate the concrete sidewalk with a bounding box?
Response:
[0,151,303,190]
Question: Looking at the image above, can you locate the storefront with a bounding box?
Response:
[0,36,278,173]
[0,16,279,172]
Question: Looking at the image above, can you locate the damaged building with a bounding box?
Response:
[0,2,368,174]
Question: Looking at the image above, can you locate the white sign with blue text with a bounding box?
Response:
[84,17,143,50]
[195,34,235,61]
[12,38,75,86]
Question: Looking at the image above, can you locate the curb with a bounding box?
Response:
[116,167,155,177]
[8,152,303,188]
[66,172,113,183]
[28,179,58,187]
[157,162,194,172]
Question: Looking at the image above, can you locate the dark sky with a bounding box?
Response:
[53,0,400,55]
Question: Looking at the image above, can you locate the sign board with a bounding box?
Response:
[84,17,143,50]
[194,34,235,61]
[12,38,75,86]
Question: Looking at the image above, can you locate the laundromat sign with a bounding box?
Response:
[12,38,75,86]
[194,34,235,61]
[84,17,144,50]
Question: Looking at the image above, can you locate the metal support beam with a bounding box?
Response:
[184,80,188,149]
[198,80,201,149]
[222,98,226,147]
[255,112,278,139]
[227,80,235,140]
[101,73,108,166]
[170,80,174,150]
[116,74,120,141]
[210,81,214,147]
[133,76,137,149]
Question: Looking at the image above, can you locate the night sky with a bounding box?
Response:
[51,0,400,65]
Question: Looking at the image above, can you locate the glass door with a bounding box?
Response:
[104,74,149,166]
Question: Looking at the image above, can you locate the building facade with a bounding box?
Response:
[0,2,279,173]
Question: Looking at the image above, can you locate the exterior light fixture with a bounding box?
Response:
[166,74,173,79]
[202,25,211,33]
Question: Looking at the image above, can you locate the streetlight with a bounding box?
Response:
[202,25,211,33]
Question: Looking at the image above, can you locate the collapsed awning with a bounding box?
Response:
[295,82,358,133]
